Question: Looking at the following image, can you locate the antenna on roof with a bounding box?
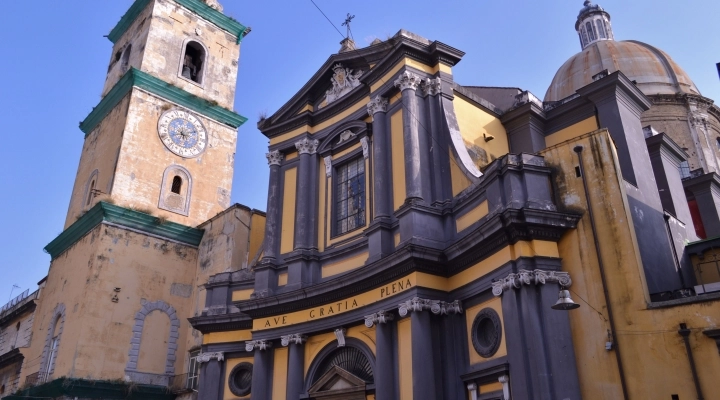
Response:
[342,13,355,39]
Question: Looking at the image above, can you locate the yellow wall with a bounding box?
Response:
[452,94,509,169]
[224,357,253,400]
[202,330,252,345]
[456,201,489,233]
[321,252,369,278]
[272,348,289,400]
[397,318,413,400]
[544,117,599,148]
[137,310,171,373]
[280,167,297,254]
[450,149,473,196]
[465,298,507,365]
[541,130,720,399]
[391,110,406,210]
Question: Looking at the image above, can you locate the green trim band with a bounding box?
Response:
[6,378,175,400]
[45,202,204,260]
[108,0,248,44]
[79,67,247,135]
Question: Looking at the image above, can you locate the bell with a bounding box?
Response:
[552,289,580,310]
[182,66,192,79]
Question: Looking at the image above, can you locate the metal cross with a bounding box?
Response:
[342,13,355,38]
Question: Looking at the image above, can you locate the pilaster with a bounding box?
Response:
[197,352,225,400]
[281,334,307,400]
[365,311,396,400]
[255,151,284,297]
[247,340,273,400]
[366,96,394,263]
[422,78,452,203]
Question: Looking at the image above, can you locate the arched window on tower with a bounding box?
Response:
[171,176,183,194]
[180,41,206,84]
[581,26,589,47]
[596,19,606,39]
[715,137,720,151]
[121,44,132,71]
[586,22,596,41]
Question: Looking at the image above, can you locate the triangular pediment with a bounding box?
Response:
[308,365,367,396]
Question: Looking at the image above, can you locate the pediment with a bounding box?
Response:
[308,365,367,397]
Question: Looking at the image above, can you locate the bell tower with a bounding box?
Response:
[64,0,248,228]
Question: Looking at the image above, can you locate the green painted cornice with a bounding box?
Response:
[79,67,247,135]
[108,0,249,44]
[44,202,204,260]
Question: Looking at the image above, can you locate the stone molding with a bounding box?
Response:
[422,77,442,96]
[323,156,332,178]
[295,138,320,155]
[266,150,284,166]
[398,297,463,317]
[364,311,394,327]
[281,333,308,347]
[125,299,180,375]
[360,137,370,159]
[197,351,225,363]
[245,339,272,352]
[394,71,422,92]
[39,303,66,380]
[367,96,389,115]
[492,269,572,297]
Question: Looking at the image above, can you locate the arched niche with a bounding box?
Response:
[39,303,65,381]
[159,165,193,216]
[125,300,180,384]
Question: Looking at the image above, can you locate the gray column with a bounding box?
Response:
[197,356,223,400]
[281,334,306,400]
[293,138,319,250]
[365,311,396,400]
[263,151,284,261]
[247,340,273,400]
[368,96,391,218]
[493,269,582,400]
[395,71,432,203]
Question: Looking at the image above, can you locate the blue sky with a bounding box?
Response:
[0,0,718,303]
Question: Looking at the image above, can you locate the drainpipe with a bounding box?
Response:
[574,145,630,400]
[678,323,704,400]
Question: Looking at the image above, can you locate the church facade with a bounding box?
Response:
[3,1,720,400]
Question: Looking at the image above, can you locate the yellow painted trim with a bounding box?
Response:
[394,232,401,248]
[305,332,335,376]
[202,330,252,344]
[285,151,298,161]
[269,96,371,145]
[231,289,254,302]
[480,382,504,394]
[331,142,361,160]
[388,92,402,107]
[397,318,413,399]
[322,252,369,278]
[545,117,599,148]
[456,200,489,232]
[272,347,288,400]
[278,272,288,286]
[252,241,558,331]
[280,167,297,254]
[253,274,416,331]
[391,110,406,210]
[297,104,313,114]
[450,148,471,196]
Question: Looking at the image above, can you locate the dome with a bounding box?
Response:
[545,39,701,103]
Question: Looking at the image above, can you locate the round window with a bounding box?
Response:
[471,308,502,358]
[228,362,253,397]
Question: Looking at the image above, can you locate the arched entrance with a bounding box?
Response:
[306,340,375,399]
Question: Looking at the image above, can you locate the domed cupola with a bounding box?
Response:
[576,0,614,49]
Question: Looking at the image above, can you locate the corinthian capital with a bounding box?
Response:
[295,138,320,155]
[367,96,389,115]
[280,334,307,347]
[245,339,272,352]
[266,150,284,166]
[422,77,442,96]
[394,71,422,92]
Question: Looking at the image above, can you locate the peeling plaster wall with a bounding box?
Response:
[110,89,237,227]
[21,224,198,383]
[541,130,720,399]
[0,312,34,354]
[142,0,240,110]
[0,361,22,398]
[64,95,131,228]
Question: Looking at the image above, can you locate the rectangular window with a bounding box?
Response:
[187,350,200,390]
[679,160,691,180]
[335,157,366,235]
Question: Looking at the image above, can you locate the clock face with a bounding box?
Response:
[157,109,208,158]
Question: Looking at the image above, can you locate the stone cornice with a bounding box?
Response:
[80,68,247,136]
[188,313,253,333]
[492,269,573,296]
[645,133,688,163]
[44,202,204,260]
[108,0,249,45]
